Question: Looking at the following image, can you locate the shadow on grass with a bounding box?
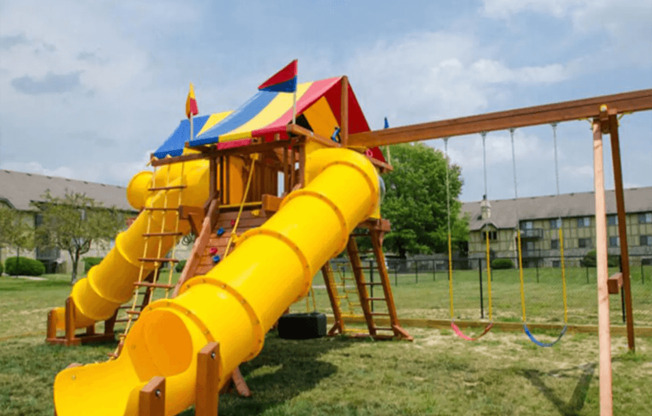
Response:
[180,331,359,416]
[521,362,596,416]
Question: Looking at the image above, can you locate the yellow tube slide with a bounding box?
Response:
[52,160,211,330]
[53,148,379,415]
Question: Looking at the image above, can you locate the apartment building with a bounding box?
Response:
[462,187,652,267]
[0,170,137,273]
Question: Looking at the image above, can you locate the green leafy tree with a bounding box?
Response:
[381,143,468,258]
[0,205,35,270]
[35,191,124,283]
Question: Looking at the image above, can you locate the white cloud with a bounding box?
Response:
[345,31,571,128]
[482,0,583,19]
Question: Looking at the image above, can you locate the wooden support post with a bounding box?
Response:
[290,145,296,190]
[346,236,376,336]
[298,141,306,188]
[219,156,225,204]
[282,145,289,195]
[64,297,81,346]
[195,342,221,416]
[370,230,413,341]
[230,367,252,398]
[209,156,218,201]
[139,376,165,416]
[321,262,344,335]
[593,118,613,416]
[607,113,635,351]
[225,156,231,205]
[46,309,57,340]
[340,76,349,146]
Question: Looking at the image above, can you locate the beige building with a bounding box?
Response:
[0,170,137,273]
[462,187,652,267]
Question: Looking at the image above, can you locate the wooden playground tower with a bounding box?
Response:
[48,82,651,415]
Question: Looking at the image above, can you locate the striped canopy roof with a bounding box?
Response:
[153,76,370,159]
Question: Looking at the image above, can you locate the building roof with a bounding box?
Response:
[0,170,134,212]
[462,187,652,231]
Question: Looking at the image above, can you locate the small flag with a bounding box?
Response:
[258,60,298,93]
[185,83,198,118]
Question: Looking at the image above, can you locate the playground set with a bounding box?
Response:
[44,61,652,415]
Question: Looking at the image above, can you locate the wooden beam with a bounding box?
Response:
[195,342,221,416]
[341,76,349,146]
[326,315,652,337]
[139,376,165,416]
[151,139,301,167]
[607,112,636,352]
[593,118,613,416]
[348,89,652,147]
[286,124,338,148]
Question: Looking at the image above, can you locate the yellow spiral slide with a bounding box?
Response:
[53,148,380,415]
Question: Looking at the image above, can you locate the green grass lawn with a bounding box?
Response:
[1,268,651,415]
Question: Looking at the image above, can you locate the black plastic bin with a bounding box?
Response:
[277,312,327,339]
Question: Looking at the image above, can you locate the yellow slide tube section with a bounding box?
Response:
[52,160,211,330]
[53,148,379,415]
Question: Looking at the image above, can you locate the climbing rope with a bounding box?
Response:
[511,127,568,347]
[446,136,494,341]
[223,155,258,257]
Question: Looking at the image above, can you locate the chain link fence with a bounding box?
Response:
[321,254,652,328]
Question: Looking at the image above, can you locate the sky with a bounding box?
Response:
[0,0,650,202]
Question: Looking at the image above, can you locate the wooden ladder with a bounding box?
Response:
[342,231,412,340]
[111,165,187,358]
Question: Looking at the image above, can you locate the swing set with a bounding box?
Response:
[444,125,569,346]
[349,88,652,414]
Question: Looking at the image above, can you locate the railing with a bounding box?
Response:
[520,228,543,239]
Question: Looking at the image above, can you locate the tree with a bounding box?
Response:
[381,143,468,258]
[0,205,35,269]
[35,191,124,283]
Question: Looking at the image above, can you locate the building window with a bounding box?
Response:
[483,231,497,241]
[550,239,559,249]
[521,220,533,230]
[640,235,652,246]
[577,217,591,228]
[609,236,619,247]
[578,238,592,248]
[524,241,535,251]
[607,215,618,226]
[552,260,561,268]
[639,213,652,224]
[549,218,561,229]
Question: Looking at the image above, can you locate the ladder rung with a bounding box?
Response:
[142,232,184,237]
[125,310,141,315]
[368,297,386,301]
[341,314,364,319]
[138,257,180,263]
[134,282,175,289]
[148,185,186,191]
